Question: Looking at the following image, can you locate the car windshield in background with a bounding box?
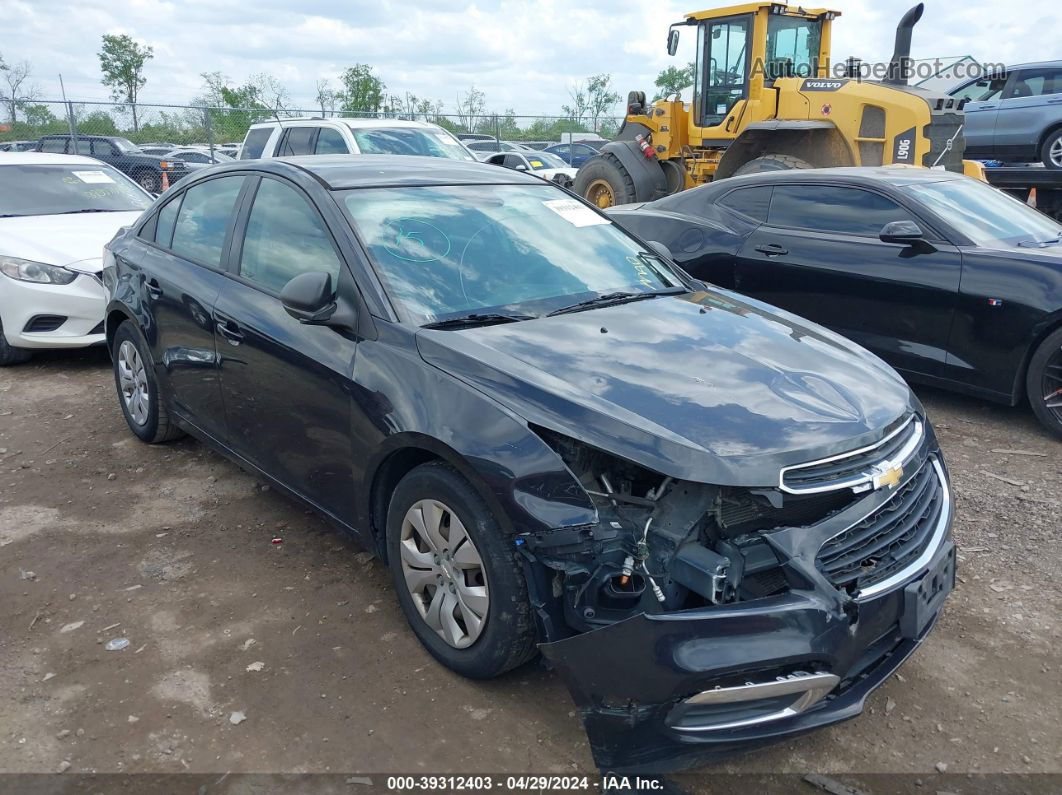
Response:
[527,152,567,170]
[0,165,152,217]
[341,184,681,324]
[351,128,475,161]
[904,178,1062,247]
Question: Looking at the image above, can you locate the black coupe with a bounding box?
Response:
[607,167,1062,438]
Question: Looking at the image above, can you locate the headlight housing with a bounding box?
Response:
[0,256,78,285]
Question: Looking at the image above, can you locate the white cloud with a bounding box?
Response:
[2,0,1055,117]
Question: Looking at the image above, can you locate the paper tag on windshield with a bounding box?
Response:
[72,170,114,184]
[542,199,610,227]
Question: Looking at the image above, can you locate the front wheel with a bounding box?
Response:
[1026,327,1062,438]
[386,462,537,679]
[135,171,162,194]
[1041,129,1062,170]
[0,316,32,366]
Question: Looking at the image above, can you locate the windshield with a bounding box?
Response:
[765,15,822,78]
[351,127,475,161]
[341,184,682,324]
[0,164,153,217]
[904,178,1062,247]
[526,152,567,170]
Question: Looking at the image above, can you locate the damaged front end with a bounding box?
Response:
[519,416,955,773]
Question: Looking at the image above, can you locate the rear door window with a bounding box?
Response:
[1004,68,1062,98]
[314,127,349,154]
[74,139,93,155]
[40,138,68,153]
[154,195,182,249]
[277,127,317,156]
[241,127,273,160]
[767,185,912,237]
[169,176,245,267]
[718,186,772,222]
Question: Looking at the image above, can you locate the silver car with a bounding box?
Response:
[950,60,1062,168]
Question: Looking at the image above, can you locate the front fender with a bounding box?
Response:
[596,140,669,203]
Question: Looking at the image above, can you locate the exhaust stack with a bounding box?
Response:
[883,3,924,86]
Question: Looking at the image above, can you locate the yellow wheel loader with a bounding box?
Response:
[575,2,981,208]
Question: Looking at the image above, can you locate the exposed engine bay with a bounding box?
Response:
[518,428,860,635]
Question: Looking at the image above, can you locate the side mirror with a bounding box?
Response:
[515,164,528,171]
[280,271,336,323]
[646,240,673,261]
[879,220,924,244]
[667,29,680,57]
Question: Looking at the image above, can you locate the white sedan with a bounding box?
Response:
[0,152,153,365]
[483,151,579,187]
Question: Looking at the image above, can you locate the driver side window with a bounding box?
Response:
[952,75,1007,102]
[239,178,343,294]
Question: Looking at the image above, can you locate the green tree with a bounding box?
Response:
[455,86,485,132]
[82,110,119,135]
[585,74,621,133]
[338,64,385,115]
[98,34,153,132]
[654,63,696,100]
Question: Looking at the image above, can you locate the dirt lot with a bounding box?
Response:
[0,347,1059,786]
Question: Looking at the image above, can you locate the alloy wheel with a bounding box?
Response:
[1041,344,1062,423]
[399,499,489,649]
[1050,137,1062,169]
[117,340,150,426]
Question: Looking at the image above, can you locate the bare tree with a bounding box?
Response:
[315,79,337,117]
[248,73,289,113]
[455,86,485,132]
[0,58,40,124]
[585,74,621,133]
[561,83,589,127]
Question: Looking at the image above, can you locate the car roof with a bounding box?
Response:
[0,151,109,167]
[1003,60,1062,70]
[713,166,967,189]
[229,155,548,189]
[249,117,444,131]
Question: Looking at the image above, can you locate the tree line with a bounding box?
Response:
[2,35,691,144]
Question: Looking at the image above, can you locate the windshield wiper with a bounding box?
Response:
[54,209,119,215]
[421,312,538,330]
[547,286,685,317]
[1018,236,1061,247]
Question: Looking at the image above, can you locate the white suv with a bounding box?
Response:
[239,117,477,162]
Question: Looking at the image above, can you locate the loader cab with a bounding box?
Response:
[683,4,835,141]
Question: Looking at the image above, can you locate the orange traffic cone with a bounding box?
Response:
[161,171,170,192]
[1028,187,1037,209]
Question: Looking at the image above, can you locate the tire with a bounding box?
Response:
[386,461,537,679]
[733,153,814,176]
[1040,128,1062,170]
[575,153,638,208]
[1025,327,1062,439]
[111,321,184,444]
[0,316,32,366]
[135,170,162,194]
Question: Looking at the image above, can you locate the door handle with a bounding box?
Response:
[754,244,788,256]
[213,313,244,346]
[145,279,162,300]
[1047,97,1062,104]
[977,103,996,109]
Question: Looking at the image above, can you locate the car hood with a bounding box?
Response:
[536,168,579,179]
[0,212,143,270]
[416,289,914,486]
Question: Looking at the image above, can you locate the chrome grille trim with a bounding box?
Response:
[779,416,922,495]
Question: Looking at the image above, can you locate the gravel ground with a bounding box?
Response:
[0,347,1058,786]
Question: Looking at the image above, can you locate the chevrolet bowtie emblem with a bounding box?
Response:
[872,462,904,490]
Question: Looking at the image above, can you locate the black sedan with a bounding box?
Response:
[607,167,1062,438]
[103,156,954,772]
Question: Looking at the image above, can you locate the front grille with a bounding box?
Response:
[781,416,920,493]
[816,457,944,593]
[922,111,965,173]
[23,315,66,332]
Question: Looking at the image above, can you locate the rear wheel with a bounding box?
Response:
[0,316,32,366]
[733,153,814,176]
[111,322,184,443]
[575,154,638,208]
[386,462,537,679]
[1026,327,1062,438]
[1041,129,1062,170]
[135,170,161,193]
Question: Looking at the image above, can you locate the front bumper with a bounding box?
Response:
[540,465,955,773]
[0,272,106,349]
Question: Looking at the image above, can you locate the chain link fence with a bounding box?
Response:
[0,100,625,158]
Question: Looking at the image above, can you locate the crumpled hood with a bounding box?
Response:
[0,212,143,270]
[417,289,914,486]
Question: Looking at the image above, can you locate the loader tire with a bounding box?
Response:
[575,154,638,208]
[733,154,814,176]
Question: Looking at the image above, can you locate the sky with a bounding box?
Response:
[1,0,1056,118]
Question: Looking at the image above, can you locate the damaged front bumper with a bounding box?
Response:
[540,503,956,773]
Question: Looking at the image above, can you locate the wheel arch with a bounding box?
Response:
[1013,309,1062,403]
[1037,121,1062,156]
[591,140,669,203]
[105,303,137,353]
[716,122,856,180]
